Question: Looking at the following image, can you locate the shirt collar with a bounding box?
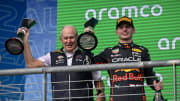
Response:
[62,47,78,55]
[118,42,134,48]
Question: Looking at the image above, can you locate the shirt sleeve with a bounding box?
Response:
[38,53,51,67]
[142,48,157,89]
[91,71,102,81]
[94,48,109,64]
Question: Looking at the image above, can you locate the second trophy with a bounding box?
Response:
[77,17,98,51]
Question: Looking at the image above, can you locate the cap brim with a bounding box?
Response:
[116,21,134,28]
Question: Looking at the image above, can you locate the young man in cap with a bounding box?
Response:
[94,16,163,101]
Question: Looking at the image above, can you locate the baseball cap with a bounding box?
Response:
[116,16,134,29]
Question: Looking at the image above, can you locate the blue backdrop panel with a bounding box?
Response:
[24,0,57,101]
[0,0,26,100]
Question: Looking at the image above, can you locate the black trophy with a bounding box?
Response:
[153,90,167,101]
[77,17,98,51]
[5,18,36,55]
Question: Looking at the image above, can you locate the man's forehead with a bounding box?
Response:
[118,23,131,27]
[62,32,76,37]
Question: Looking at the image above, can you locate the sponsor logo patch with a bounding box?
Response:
[132,48,142,53]
[112,73,143,82]
[75,55,83,62]
[56,55,64,64]
[112,48,119,54]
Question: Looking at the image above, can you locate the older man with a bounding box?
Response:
[18,25,105,101]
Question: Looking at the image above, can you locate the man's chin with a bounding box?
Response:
[120,37,128,40]
[65,47,74,52]
[121,36,131,40]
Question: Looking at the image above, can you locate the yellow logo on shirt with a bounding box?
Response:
[115,68,140,72]
[132,48,142,53]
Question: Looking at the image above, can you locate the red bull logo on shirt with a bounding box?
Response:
[112,73,143,82]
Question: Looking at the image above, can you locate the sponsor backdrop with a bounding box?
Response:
[57,0,180,101]
[0,0,26,100]
[0,0,57,101]
[24,0,57,101]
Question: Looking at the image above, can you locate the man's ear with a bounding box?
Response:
[116,29,119,35]
[132,28,135,34]
[60,36,62,43]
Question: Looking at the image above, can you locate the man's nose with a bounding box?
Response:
[122,27,127,31]
[67,38,71,42]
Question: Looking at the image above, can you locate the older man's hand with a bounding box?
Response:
[153,80,163,91]
[95,91,105,101]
